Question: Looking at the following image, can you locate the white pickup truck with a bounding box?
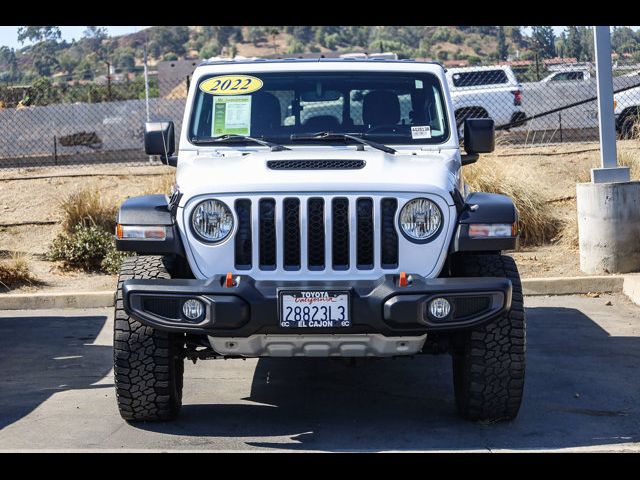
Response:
[615,80,640,139]
[446,65,527,131]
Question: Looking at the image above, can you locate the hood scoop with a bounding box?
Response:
[266,159,366,170]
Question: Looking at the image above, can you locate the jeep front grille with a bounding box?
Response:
[233,195,399,272]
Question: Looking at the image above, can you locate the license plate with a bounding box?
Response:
[279,290,350,328]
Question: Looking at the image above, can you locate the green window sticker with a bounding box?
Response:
[212,95,252,136]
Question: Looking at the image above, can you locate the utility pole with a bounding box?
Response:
[143,42,150,122]
[105,61,112,101]
[590,26,629,183]
[143,37,152,164]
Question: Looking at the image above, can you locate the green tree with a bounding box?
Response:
[18,26,62,77]
[83,26,107,59]
[497,26,508,60]
[203,26,240,48]
[566,26,583,60]
[0,46,18,82]
[287,38,305,54]
[57,51,79,76]
[247,26,266,46]
[17,26,61,44]
[579,27,594,61]
[612,26,639,55]
[268,27,280,54]
[199,41,221,59]
[27,76,60,105]
[510,26,524,47]
[530,26,556,59]
[148,26,189,59]
[556,31,567,58]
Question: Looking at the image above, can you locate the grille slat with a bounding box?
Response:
[380,198,399,269]
[332,198,350,269]
[307,198,325,270]
[259,198,276,270]
[356,198,374,270]
[234,199,252,269]
[283,198,301,270]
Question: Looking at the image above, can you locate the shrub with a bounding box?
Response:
[0,253,36,290]
[619,151,640,179]
[101,247,129,275]
[464,158,563,246]
[59,189,117,234]
[49,224,118,272]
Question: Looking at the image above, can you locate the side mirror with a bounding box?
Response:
[461,118,495,166]
[144,121,177,166]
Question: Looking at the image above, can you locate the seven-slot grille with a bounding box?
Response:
[234,196,399,272]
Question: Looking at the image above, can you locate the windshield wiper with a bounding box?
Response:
[191,134,290,151]
[290,132,396,155]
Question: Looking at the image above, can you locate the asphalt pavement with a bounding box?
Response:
[1,293,639,452]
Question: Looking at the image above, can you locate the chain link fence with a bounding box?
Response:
[1,53,639,169]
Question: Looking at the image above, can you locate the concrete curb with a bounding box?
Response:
[1,274,638,311]
[622,274,640,307]
[522,275,625,296]
[0,291,115,310]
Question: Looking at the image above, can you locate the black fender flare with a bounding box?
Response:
[450,192,519,253]
[116,194,185,256]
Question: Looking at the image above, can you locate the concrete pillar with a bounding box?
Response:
[577,181,640,274]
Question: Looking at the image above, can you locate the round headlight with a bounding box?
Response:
[191,199,234,243]
[399,198,442,241]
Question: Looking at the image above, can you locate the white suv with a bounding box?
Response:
[113,58,526,424]
[446,65,527,131]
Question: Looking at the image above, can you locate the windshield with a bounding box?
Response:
[189,70,450,146]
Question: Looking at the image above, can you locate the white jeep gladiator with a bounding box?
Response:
[114,58,525,423]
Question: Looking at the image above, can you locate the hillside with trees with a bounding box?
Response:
[1,26,639,107]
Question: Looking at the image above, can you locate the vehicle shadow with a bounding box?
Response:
[136,306,640,451]
[0,314,113,430]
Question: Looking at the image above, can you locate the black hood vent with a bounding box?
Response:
[267,159,366,170]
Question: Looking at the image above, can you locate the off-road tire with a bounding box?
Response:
[450,254,525,422]
[113,256,184,421]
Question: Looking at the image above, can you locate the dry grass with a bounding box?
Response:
[0,252,37,290]
[464,157,563,246]
[144,173,175,196]
[58,188,119,234]
[619,150,640,180]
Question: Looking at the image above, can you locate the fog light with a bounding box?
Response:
[182,299,204,321]
[429,298,451,319]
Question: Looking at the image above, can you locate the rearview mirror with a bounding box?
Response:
[463,118,495,154]
[461,118,495,166]
[144,121,176,166]
[300,90,341,102]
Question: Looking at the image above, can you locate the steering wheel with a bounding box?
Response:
[366,124,402,134]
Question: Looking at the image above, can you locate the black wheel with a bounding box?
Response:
[113,256,184,422]
[449,254,526,422]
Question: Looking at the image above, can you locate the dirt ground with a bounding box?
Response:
[1,140,639,294]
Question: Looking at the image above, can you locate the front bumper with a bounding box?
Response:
[122,274,512,338]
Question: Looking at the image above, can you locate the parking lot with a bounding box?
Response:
[1,293,639,452]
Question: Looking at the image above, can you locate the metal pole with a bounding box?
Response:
[106,61,112,101]
[559,112,563,143]
[143,43,150,122]
[143,41,153,164]
[591,26,630,183]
